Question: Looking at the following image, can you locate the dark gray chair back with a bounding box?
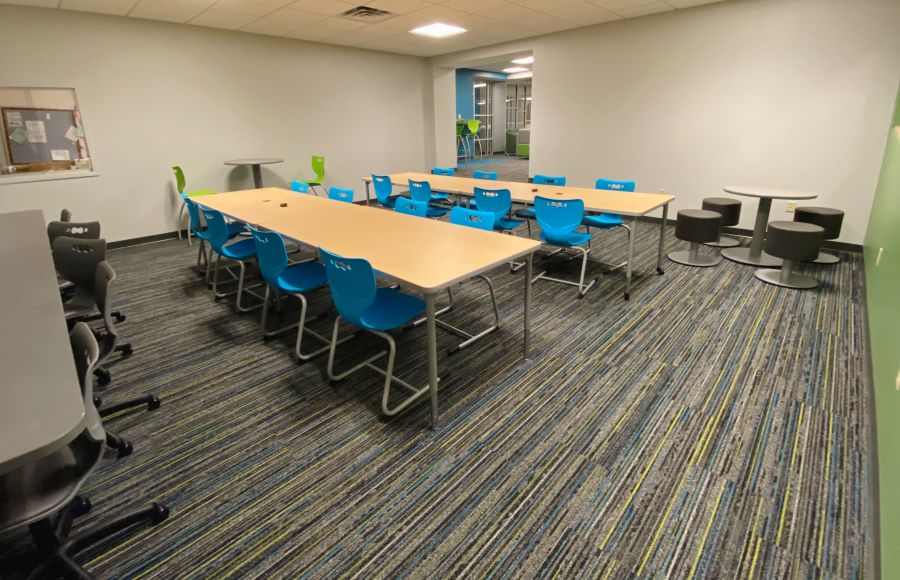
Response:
[52,237,106,293]
[70,322,106,442]
[60,209,72,222]
[94,262,119,362]
[47,221,100,246]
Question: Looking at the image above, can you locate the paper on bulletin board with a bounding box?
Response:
[64,126,78,142]
[51,150,71,161]
[25,120,47,144]
[76,127,84,138]
[6,111,22,127]
[9,127,27,144]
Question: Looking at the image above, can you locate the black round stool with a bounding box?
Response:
[755,221,824,289]
[793,207,844,265]
[701,197,741,248]
[669,209,722,267]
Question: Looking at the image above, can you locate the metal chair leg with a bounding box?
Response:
[212,254,264,311]
[532,246,597,298]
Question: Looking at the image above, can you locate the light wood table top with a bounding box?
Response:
[369,172,674,217]
[206,189,541,293]
[224,158,283,166]
[0,210,85,476]
[197,188,340,224]
[723,186,817,200]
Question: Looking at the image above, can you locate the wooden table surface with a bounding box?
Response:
[372,172,674,217]
[198,189,541,293]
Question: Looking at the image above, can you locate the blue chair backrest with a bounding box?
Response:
[396,197,428,218]
[473,170,497,181]
[408,180,433,203]
[450,207,494,231]
[534,175,567,186]
[372,175,393,204]
[248,226,288,287]
[182,194,201,234]
[534,196,585,246]
[595,178,635,192]
[329,187,354,203]
[433,167,454,176]
[319,247,377,328]
[473,187,512,222]
[291,181,309,193]
[200,208,230,252]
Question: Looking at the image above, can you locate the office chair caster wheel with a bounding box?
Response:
[117,441,134,458]
[115,313,126,323]
[93,395,102,408]
[657,267,665,275]
[95,369,111,386]
[72,495,92,517]
[121,344,133,357]
[214,295,223,301]
[150,503,170,525]
[624,293,631,301]
[208,284,213,290]
[147,395,161,411]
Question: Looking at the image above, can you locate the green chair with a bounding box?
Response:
[297,155,327,197]
[467,119,483,160]
[173,166,217,245]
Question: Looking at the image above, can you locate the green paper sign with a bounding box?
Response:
[9,127,27,144]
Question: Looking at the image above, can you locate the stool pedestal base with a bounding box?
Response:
[669,242,721,268]
[721,246,783,267]
[755,260,818,289]
[807,251,840,265]
[703,234,740,248]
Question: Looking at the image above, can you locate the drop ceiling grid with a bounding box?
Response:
[1,0,730,56]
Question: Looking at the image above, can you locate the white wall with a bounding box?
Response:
[431,0,900,245]
[0,5,431,242]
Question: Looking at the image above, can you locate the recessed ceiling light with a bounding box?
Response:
[474,82,487,88]
[511,56,534,64]
[477,101,486,105]
[503,67,528,73]
[410,23,467,38]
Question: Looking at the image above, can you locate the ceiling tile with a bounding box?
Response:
[590,0,656,11]
[316,16,369,30]
[283,24,342,40]
[210,0,292,16]
[549,1,620,24]
[265,6,326,24]
[612,1,673,17]
[439,0,509,13]
[238,16,301,34]
[666,0,723,7]
[189,8,258,27]
[129,0,207,22]
[358,35,419,50]
[406,4,470,26]
[366,0,433,14]
[284,0,354,16]
[0,0,58,7]
[363,16,430,36]
[507,12,578,32]
[323,32,381,45]
[60,0,139,15]
[477,3,535,21]
[479,20,539,39]
[516,0,582,11]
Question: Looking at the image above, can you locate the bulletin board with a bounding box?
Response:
[2,107,81,166]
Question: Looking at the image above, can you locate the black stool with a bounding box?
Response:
[755,221,824,289]
[669,209,722,267]
[701,197,741,248]
[794,206,844,265]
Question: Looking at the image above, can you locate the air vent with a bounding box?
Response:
[340,6,396,23]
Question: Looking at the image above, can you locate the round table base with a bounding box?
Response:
[721,247,783,267]
[755,269,818,289]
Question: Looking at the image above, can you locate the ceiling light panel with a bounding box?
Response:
[511,56,534,64]
[410,23,467,37]
[503,67,528,73]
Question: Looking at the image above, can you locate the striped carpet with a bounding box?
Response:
[0,208,871,579]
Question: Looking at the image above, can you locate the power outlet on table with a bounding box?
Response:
[785,202,797,212]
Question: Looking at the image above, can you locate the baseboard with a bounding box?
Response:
[108,230,184,249]
[636,215,863,254]
[858,272,882,580]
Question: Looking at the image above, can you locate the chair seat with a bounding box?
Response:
[426,205,449,218]
[186,190,217,197]
[495,217,524,231]
[431,193,449,201]
[277,262,328,294]
[298,180,321,186]
[379,197,397,208]
[514,208,534,219]
[360,288,425,331]
[63,292,96,319]
[540,231,593,247]
[581,214,623,228]
[218,238,257,260]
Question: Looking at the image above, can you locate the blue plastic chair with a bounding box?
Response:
[396,197,428,218]
[473,170,497,181]
[433,167,454,176]
[248,226,346,361]
[328,187,354,203]
[319,247,434,417]
[202,208,265,311]
[515,175,567,236]
[182,195,247,278]
[290,181,310,194]
[408,180,449,218]
[533,196,597,298]
[372,175,396,209]
[473,187,523,233]
[581,178,635,264]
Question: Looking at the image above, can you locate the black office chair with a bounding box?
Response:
[52,237,125,325]
[48,221,100,294]
[60,209,72,222]
[0,323,169,580]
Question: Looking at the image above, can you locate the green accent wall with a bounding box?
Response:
[864,90,900,579]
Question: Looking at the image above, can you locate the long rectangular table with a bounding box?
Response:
[198,189,541,428]
[362,173,675,300]
[0,210,85,476]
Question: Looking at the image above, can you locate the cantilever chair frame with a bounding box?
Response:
[203,209,266,313]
